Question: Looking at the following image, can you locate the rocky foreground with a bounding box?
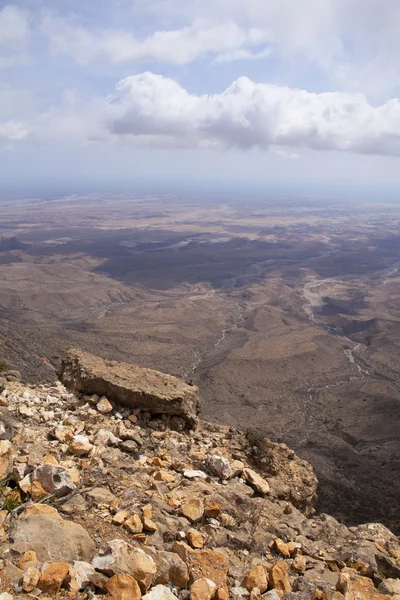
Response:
[0,349,399,600]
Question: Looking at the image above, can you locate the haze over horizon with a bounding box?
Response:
[2,0,400,192]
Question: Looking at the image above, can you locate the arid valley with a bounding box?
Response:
[0,193,399,531]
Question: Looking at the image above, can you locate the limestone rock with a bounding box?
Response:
[22,565,40,592]
[143,584,179,600]
[11,504,96,562]
[33,463,75,497]
[242,565,268,593]
[153,549,189,588]
[243,468,270,495]
[182,499,205,523]
[191,577,218,600]
[70,561,97,591]
[60,348,199,426]
[378,578,400,598]
[106,574,142,600]
[93,542,156,593]
[97,396,113,414]
[69,434,93,455]
[204,503,221,519]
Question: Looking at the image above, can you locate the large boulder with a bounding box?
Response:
[10,504,96,562]
[59,348,199,426]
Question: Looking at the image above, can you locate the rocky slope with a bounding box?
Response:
[0,350,399,600]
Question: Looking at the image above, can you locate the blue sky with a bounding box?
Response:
[2,0,400,192]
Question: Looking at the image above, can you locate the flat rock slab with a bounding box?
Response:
[59,348,199,426]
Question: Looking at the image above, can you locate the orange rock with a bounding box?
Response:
[43,455,59,466]
[190,549,229,598]
[242,565,268,593]
[187,529,205,549]
[143,516,158,532]
[17,550,38,569]
[271,538,291,559]
[30,480,47,501]
[337,568,388,600]
[292,555,306,573]
[106,574,141,600]
[38,562,70,594]
[269,561,291,594]
[190,577,217,600]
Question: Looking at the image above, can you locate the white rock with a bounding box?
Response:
[71,561,96,590]
[183,470,208,480]
[143,584,179,600]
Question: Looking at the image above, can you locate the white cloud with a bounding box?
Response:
[0,120,29,140]
[102,74,400,156]
[0,5,31,69]
[276,150,300,160]
[28,73,400,158]
[42,15,271,65]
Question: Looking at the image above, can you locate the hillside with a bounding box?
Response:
[0,349,399,599]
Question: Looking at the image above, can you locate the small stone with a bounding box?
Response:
[17,550,38,569]
[69,434,93,456]
[97,396,113,414]
[292,555,306,573]
[272,538,291,559]
[60,493,87,514]
[182,498,204,523]
[33,463,76,497]
[242,565,268,593]
[38,562,70,594]
[219,512,236,528]
[207,456,232,479]
[120,440,139,453]
[106,573,141,600]
[243,468,270,495]
[250,588,261,600]
[22,565,40,592]
[143,584,179,600]
[191,577,217,600]
[269,561,291,594]
[113,510,130,525]
[204,503,221,519]
[0,440,12,479]
[143,516,158,532]
[187,529,205,549]
[69,561,97,591]
[124,514,143,534]
[86,487,116,506]
[184,470,208,480]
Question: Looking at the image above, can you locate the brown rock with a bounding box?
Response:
[269,561,291,594]
[69,434,93,456]
[93,542,156,592]
[191,577,217,600]
[242,565,268,593]
[182,499,204,523]
[187,529,205,549]
[337,568,388,600]
[243,468,270,495]
[59,348,199,426]
[38,562,70,594]
[154,550,189,589]
[292,555,307,573]
[17,550,38,569]
[130,548,157,592]
[171,541,195,566]
[106,574,141,600]
[250,589,261,600]
[124,514,143,534]
[113,510,130,525]
[204,503,221,519]
[143,516,158,532]
[190,549,229,597]
[272,538,291,558]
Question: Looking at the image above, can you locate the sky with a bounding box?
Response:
[1,0,400,193]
